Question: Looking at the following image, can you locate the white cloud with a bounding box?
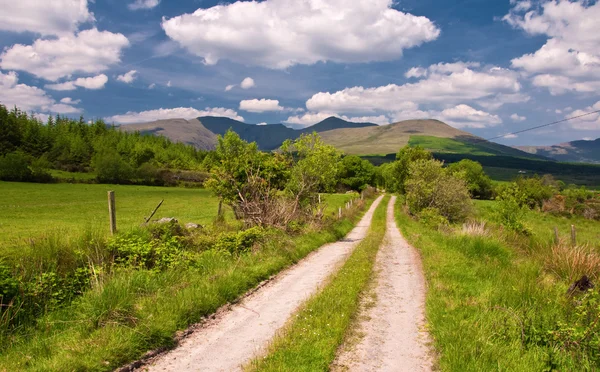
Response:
[0,70,53,111]
[162,0,440,69]
[45,74,108,91]
[436,104,502,128]
[510,113,526,122]
[306,62,520,113]
[257,122,268,126]
[225,84,236,92]
[240,77,255,89]
[148,83,156,89]
[568,101,600,130]
[129,0,160,11]
[504,133,518,139]
[239,99,284,113]
[505,0,600,95]
[60,97,81,105]
[33,113,50,123]
[0,29,129,81]
[166,80,172,87]
[405,67,427,78]
[284,112,390,127]
[0,0,94,36]
[0,70,79,113]
[117,70,138,84]
[106,107,244,124]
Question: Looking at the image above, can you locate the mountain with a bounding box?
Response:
[318,119,544,159]
[197,115,377,150]
[517,138,600,163]
[120,115,541,161]
[119,118,217,149]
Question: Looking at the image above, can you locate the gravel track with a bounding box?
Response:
[333,196,433,371]
[141,195,384,372]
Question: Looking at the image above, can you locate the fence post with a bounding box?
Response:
[218,200,223,217]
[554,227,559,244]
[318,194,321,204]
[108,191,116,235]
[571,225,577,246]
[338,207,342,219]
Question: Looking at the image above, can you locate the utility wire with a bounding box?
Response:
[486,109,600,142]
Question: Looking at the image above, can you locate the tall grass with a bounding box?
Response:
[0,197,373,371]
[398,201,600,371]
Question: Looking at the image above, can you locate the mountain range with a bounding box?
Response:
[120,115,544,160]
[517,139,600,164]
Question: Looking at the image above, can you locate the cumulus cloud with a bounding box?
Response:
[505,0,600,95]
[436,104,502,128]
[225,84,236,92]
[129,0,160,11]
[0,29,130,81]
[240,77,255,89]
[148,83,156,89]
[284,112,390,127]
[106,107,244,124]
[306,62,520,113]
[45,74,108,91]
[162,0,440,69]
[510,113,526,122]
[567,101,600,130]
[239,99,284,113]
[117,70,138,84]
[504,133,518,139]
[0,70,79,113]
[60,97,81,105]
[0,0,94,36]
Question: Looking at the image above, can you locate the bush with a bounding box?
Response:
[417,207,449,229]
[447,159,494,199]
[92,149,135,184]
[494,185,530,234]
[214,226,266,255]
[405,159,472,222]
[0,152,32,181]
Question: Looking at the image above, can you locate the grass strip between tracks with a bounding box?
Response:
[247,195,390,372]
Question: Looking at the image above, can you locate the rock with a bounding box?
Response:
[155,217,178,224]
[185,222,202,229]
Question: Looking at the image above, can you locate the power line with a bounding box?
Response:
[486,109,600,142]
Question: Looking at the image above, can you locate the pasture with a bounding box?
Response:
[0,182,354,249]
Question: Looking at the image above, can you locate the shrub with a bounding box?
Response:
[447,159,494,199]
[0,152,32,181]
[494,185,530,235]
[214,226,266,255]
[417,207,449,229]
[92,149,135,183]
[405,159,472,222]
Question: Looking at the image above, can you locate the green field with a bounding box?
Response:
[0,182,354,248]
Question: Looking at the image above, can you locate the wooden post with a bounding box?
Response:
[108,191,116,235]
[318,194,321,204]
[217,200,223,217]
[571,225,577,246]
[554,227,559,244]
[339,207,342,219]
[361,192,364,200]
[144,199,164,225]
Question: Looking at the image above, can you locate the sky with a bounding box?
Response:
[0,0,599,146]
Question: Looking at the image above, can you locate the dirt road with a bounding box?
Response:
[142,195,384,372]
[334,196,433,371]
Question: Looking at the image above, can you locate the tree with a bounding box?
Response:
[338,155,375,191]
[282,133,342,207]
[447,159,494,199]
[92,148,134,183]
[384,146,433,193]
[405,159,472,222]
[0,152,32,181]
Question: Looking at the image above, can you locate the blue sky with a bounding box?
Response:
[0,0,599,146]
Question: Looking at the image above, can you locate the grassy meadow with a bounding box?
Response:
[0,181,354,249]
[397,199,600,371]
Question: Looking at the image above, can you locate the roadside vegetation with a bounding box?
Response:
[379,145,600,370]
[0,126,377,370]
[247,196,389,371]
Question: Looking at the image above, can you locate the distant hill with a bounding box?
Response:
[197,116,377,150]
[318,119,545,159]
[119,118,217,149]
[119,116,543,161]
[517,138,600,163]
